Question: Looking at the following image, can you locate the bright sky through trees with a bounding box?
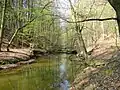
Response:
[54,0,77,28]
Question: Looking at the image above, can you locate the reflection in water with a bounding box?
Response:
[60,63,66,79]
[59,54,70,90]
[0,54,74,90]
[52,54,70,90]
[60,80,69,90]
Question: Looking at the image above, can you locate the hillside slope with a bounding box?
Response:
[71,34,120,90]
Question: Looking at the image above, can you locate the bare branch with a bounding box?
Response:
[40,13,117,23]
[66,17,117,23]
[40,1,53,13]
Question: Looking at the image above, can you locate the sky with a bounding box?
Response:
[55,0,77,17]
[54,0,77,29]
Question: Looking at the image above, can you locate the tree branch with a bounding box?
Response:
[6,1,53,51]
[42,13,117,23]
[40,1,52,13]
[61,17,117,23]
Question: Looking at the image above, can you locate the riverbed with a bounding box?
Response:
[0,54,77,90]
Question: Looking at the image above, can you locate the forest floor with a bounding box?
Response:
[91,34,120,60]
[71,34,120,90]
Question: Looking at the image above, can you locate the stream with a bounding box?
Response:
[0,54,77,90]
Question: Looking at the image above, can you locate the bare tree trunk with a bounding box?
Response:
[76,31,88,59]
[68,0,88,59]
[0,0,7,51]
[108,0,120,36]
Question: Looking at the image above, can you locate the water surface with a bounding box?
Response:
[0,54,76,90]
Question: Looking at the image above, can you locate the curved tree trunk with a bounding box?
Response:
[108,0,120,36]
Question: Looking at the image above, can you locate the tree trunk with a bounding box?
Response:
[108,0,120,36]
[68,0,88,59]
[0,0,7,51]
[7,18,36,51]
[116,12,120,36]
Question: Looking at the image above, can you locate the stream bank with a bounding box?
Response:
[0,49,36,70]
[0,48,76,70]
[0,54,74,90]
